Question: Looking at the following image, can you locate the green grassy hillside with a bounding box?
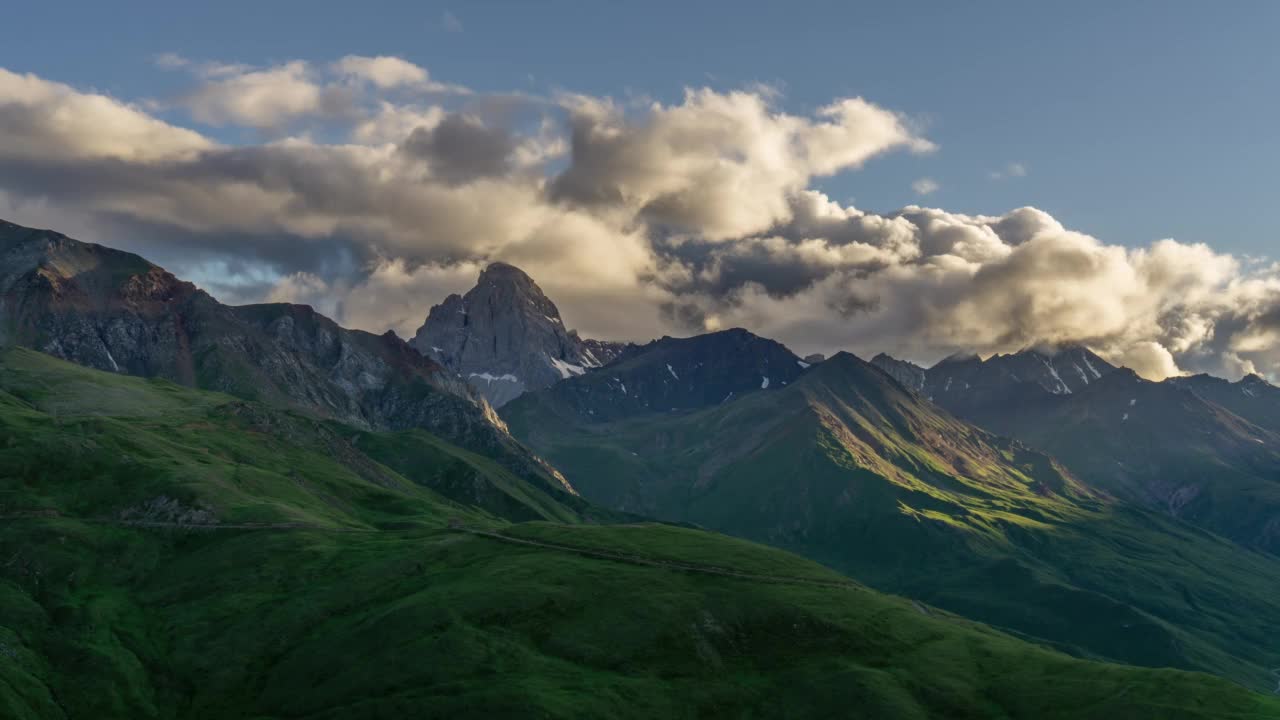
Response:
[504,352,1280,693]
[3,348,1279,717]
[0,346,596,529]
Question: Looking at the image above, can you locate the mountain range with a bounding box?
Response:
[870,347,1280,555]
[0,219,568,496]
[3,217,1280,716]
[505,343,1280,691]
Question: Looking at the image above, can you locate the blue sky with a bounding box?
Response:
[6,0,1277,257]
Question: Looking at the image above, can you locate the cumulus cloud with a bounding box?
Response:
[400,114,515,183]
[0,68,212,162]
[1,61,1279,382]
[182,60,332,128]
[551,90,932,239]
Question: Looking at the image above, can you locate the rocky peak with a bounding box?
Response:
[410,261,625,407]
[1240,373,1273,388]
[925,344,1114,401]
[869,353,926,392]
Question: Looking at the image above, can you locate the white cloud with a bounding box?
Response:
[352,102,445,144]
[333,55,429,89]
[911,177,939,196]
[551,89,932,240]
[0,68,212,162]
[183,60,323,128]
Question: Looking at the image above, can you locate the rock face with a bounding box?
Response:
[410,262,628,407]
[869,353,925,392]
[911,345,1115,419]
[1167,372,1280,433]
[0,219,568,493]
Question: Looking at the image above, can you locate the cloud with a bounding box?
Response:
[442,11,463,33]
[0,68,212,162]
[550,89,931,240]
[400,113,515,183]
[1,62,1279,382]
[333,55,429,89]
[911,177,939,195]
[182,61,327,128]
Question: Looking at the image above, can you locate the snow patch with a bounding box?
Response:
[1083,356,1102,378]
[797,360,810,369]
[1129,398,1137,406]
[1073,363,1090,384]
[1039,356,1071,394]
[666,363,679,380]
[1122,413,1129,422]
[761,377,770,389]
[550,357,586,379]
[469,372,519,384]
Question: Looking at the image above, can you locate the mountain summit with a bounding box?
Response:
[410,262,627,407]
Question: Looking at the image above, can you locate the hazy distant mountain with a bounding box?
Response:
[501,328,808,424]
[410,262,628,407]
[505,350,1280,691]
[0,218,566,492]
[1167,372,1280,433]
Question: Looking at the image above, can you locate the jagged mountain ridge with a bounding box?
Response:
[1167,371,1280,433]
[0,218,568,494]
[869,352,926,392]
[922,345,1115,410]
[410,262,629,407]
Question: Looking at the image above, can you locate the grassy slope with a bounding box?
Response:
[1,349,1277,718]
[504,353,1280,693]
[0,346,587,529]
[970,372,1280,555]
